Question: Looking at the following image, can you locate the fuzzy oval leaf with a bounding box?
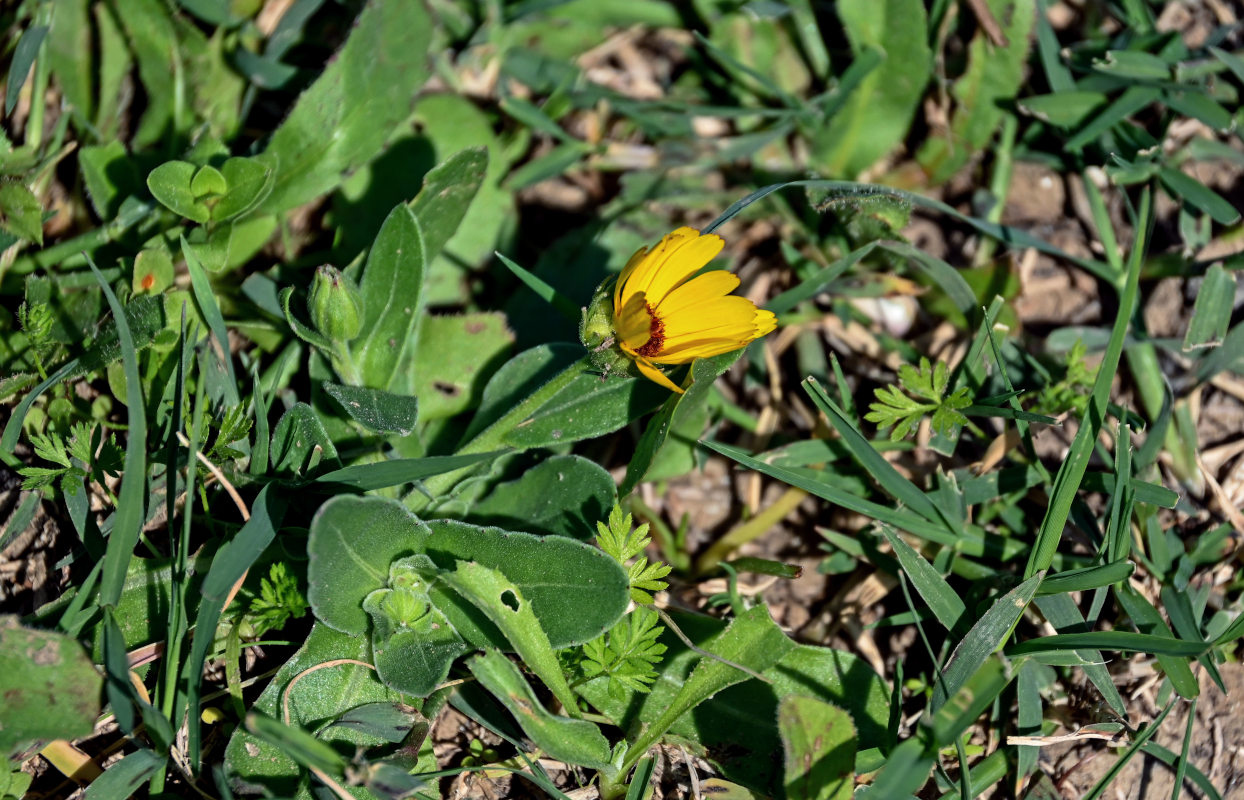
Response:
[411,312,513,417]
[409,147,489,264]
[781,695,856,800]
[308,495,432,634]
[147,161,209,223]
[0,616,103,753]
[323,381,419,435]
[423,520,629,648]
[465,455,615,540]
[223,623,402,797]
[354,205,425,392]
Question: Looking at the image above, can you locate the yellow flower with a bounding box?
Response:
[611,227,777,393]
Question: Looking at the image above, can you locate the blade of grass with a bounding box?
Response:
[1006,631,1207,658]
[932,573,1041,711]
[882,527,967,633]
[804,377,957,535]
[182,236,241,408]
[90,258,147,609]
[1083,699,1176,800]
[495,251,579,323]
[1025,188,1151,579]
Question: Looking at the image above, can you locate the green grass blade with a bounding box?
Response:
[932,573,1041,711]
[181,236,241,407]
[90,258,147,609]
[882,527,966,633]
[495,251,579,322]
[1025,188,1150,578]
[1006,631,1207,658]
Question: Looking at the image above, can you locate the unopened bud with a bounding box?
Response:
[307,265,363,342]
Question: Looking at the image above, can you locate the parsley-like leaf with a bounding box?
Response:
[865,357,972,440]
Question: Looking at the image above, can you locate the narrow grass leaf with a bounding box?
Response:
[1015,660,1042,788]
[704,440,958,546]
[932,572,1041,711]
[1006,631,1207,658]
[90,260,146,609]
[1025,189,1150,578]
[1114,583,1198,698]
[1183,263,1236,351]
[1037,562,1134,594]
[932,656,1012,746]
[182,236,240,407]
[186,486,287,765]
[803,378,953,533]
[766,242,877,314]
[1033,594,1127,717]
[1159,168,1240,225]
[1140,741,1221,800]
[495,251,579,322]
[1083,700,1175,800]
[314,452,502,491]
[82,748,165,800]
[882,527,966,632]
[1161,586,1224,692]
[5,25,47,116]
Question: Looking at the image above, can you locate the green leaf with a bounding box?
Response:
[90,260,148,611]
[882,528,966,632]
[467,343,664,451]
[579,613,889,795]
[442,562,579,713]
[258,0,433,213]
[82,749,165,800]
[323,381,419,435]
[224,624,402,796]
[916,0,1033,183]
[1018,91,1108,127]
[1114,583,1199,698]
[468,650,612,770]
[115,0,178,148]
[411,312,513,418]
[464,455,615,540]
[1183,263,1236,351]
[931,656,1012,746]
[0,180,44,244]
[354,204,425,393]
[148,161,210,223]
[308,495,433,635]
[314,452,502,492]
[423,519,630,649]
[811,0,930,176]
[269,403,340,477]
[620,605,797,773]
[47,0,93,121]
[0,616,103,753]
[780,695,856,800]
[244,713,346,774]
[932,572,1042,711]
[79,140,140,220]
[408,147,490,265]
[5,25,47,116]
[363,557,468,697]
[212,155,277,221]
[1159,167,1240,225]
[621,349,742,495]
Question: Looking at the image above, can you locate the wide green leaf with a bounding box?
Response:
[0,616,103,753]
[258,0,433,213]
[223,623,403,798]
[811,0,930,176]
[353,205,425,393]
[463,455,615,540]
[423,519,630,648]
[468,650,612,770]
[323,381,419,435]
[781,695,856,800]
[308,495,433,635]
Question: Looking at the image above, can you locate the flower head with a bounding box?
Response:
[604,227,776,393]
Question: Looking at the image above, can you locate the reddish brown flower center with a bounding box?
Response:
[636,302,665,357]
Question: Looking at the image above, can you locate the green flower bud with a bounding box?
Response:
[307,265,363,342]
[579,276,635,378]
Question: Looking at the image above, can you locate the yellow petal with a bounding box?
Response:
[620,228,723,307]
[655,270,741,316]
[614,291,654,351]
[635,355,685,393]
